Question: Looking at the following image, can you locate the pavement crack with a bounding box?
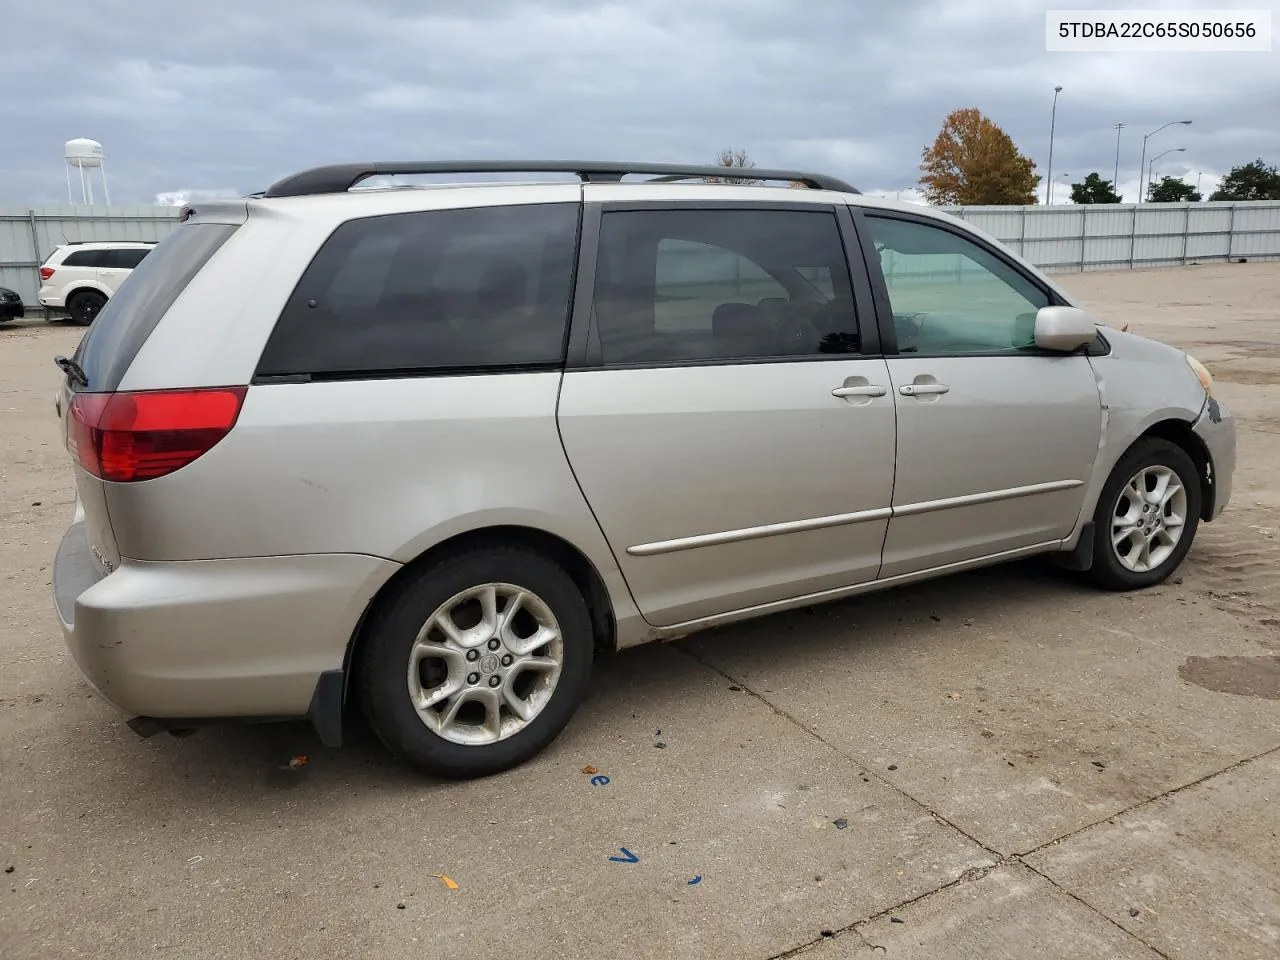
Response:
[677,643,1004,862]
[763,863,1006,959]
[1022,862,1176,960]
[1018,743,1280,859]
[766,923,883,959]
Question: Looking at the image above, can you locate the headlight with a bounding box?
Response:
[1186,354,1214,396]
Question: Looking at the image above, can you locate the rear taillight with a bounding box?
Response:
[67,387,247,482]
[40,266,55,281]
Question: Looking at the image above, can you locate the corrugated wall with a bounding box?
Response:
[3,201,1279,309]
[941,200,1280,274]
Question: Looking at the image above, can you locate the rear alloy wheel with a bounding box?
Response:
[67,290,107,326]
[358,546,593,778]
[1089,438,1201,590]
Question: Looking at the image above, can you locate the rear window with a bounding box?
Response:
[72,224,237,391]
[254,202,579,380]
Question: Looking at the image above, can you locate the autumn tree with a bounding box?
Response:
[1209,158,1280,200]
[706,148,761,185]
[1070,172,1122,204]
[1147,176,1201,202]
[919,108,1040,205]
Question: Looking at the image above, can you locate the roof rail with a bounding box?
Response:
[262,161,859,198]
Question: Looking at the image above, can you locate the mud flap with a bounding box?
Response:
[1051,521,1095,572]
[307,669,346,748]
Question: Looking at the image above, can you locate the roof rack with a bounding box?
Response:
[60,239,157,246]
[262,161,859,198]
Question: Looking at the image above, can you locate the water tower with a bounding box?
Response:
[65,139,111,205]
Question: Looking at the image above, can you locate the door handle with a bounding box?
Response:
[899,383,949,397]
[832,384,887,399]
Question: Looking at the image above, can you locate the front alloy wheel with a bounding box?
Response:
[1110,465,1189,573]
[1090,437,1201,590]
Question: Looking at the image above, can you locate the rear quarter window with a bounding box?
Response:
[254,202,580,380]
[62,250,106,268]
[105,248,151,269]
[72,224,238,392]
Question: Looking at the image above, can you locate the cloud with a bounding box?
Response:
[0,0,1276,203]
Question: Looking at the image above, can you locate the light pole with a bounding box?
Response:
[1113,121,1125,193]
[1147,147,1185,200]
[1138,119,1192,203]
[1046,85,1063,204]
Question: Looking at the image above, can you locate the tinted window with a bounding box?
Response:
[72,224,238,391]
[104,248,151,269]
[865,216,1049,356]
[256,203,580,379]
[62,249,105,268]
[592,208,860,365]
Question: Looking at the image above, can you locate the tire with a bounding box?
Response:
[1088,437,1201,590]
[67,290,107,326]
[357,545,594,779]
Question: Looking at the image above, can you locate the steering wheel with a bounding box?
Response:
[773,301,824,354]
[893,312,928,352]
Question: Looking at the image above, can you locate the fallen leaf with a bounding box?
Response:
[581,765,599,775]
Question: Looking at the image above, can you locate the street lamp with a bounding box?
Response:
[1046,85,1063,204]
[1147,147,1186,200]
[1138,119,1192,203]
[1113,122,1125,193]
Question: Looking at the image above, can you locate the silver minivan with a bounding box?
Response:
[51,161,1235,778]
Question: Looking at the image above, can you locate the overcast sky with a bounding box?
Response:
[2,0,1277,206]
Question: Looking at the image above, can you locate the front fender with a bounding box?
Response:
[1064,329,1208,547]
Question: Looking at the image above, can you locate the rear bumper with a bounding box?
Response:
[38,286,64,308]
[53,521,398,728]
[1193,396,1235,521]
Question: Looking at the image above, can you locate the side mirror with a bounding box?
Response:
[1034,306,1097,352]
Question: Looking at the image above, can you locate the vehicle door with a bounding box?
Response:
[97,248,144,293]
[557,196,897,628]
[855,210,1103,578]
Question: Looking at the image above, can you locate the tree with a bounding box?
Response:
[706,148,760,185]
[1069,172,1122,204]
[1146,176,1201,203]
[919,108,1040,205]
[1209,158,1280,201]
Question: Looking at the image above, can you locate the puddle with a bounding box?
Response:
[1178,656,1280,700]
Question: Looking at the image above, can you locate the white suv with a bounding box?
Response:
[39,241,156,325]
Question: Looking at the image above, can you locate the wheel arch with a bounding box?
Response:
[1141,417,1215,521]
[341,524,618,707]
[65,284,110,303]
[62,286,110,318]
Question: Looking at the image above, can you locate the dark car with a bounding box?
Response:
[0,287,25,322]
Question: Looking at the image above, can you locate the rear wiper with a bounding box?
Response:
[54,355,88,388]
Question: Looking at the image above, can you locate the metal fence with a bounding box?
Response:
[941,200,1280,274]
[3,200,1280,310]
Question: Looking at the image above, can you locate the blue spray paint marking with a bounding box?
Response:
[608,848,639,864]
[687,875,702,885]
[590,775,610,786]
